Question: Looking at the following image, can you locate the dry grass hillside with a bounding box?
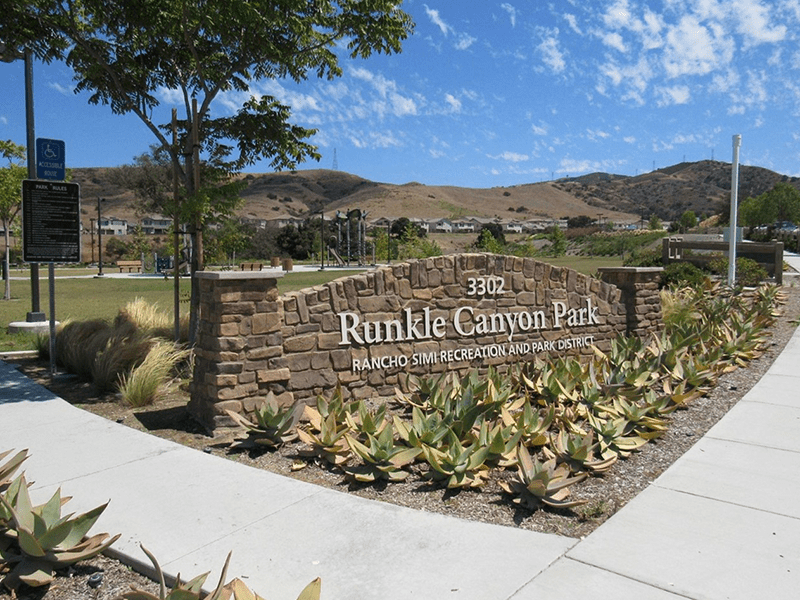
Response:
[554,160,798,221]
[68,160,796,229]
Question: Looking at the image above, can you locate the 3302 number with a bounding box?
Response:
[466,276,505,296]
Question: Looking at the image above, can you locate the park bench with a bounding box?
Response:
[240,262,263,271]
[117,260,142,273]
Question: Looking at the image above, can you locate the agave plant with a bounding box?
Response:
[0,475,120,590]
[588,413,648,460]
[297,411,351,466]
[420,432,491,489]
[547,429,617,475]
[393,406,451,449]
[303,386,355,433]
[344,400,389,440]
[499,446,587,510]
[118,545,321,600]
[227,393,302,449]
[343,424,421,482]
[501,402,554,447]
[469,420,522,468]
[0,449,27,493]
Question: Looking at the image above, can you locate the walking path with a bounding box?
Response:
[2,257,800,599]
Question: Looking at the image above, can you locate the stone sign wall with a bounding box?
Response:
[188,254,662,431]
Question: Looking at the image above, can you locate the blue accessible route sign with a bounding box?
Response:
[36,138,65,181]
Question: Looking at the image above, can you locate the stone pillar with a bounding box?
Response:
[597,267,663,338]
[188,271,285,433]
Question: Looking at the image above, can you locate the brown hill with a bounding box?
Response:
[555,160,799,221]
[69,160,798,228]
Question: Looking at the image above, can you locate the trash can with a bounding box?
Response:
[271,256,281,268]
[282,258,293,272]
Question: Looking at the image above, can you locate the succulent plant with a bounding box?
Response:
[588,413,648,460]
[227,393,302,449]
[393,406,451,449]
[0,449,28,493]
[548,429,617,474]
[0,475,120,590]
[420,432,491,489]
[344,400,389,440]
[297,411,351,466]
[501,402,554,447]
[344,424,421,482]
[117,546,321,600]
[470,420,522,468]
[499,446,587,509]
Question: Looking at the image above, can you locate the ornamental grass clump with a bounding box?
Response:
[53,299,189,399]
[118,341,190,407]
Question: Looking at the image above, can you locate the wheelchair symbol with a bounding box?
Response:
[43,143,59,159]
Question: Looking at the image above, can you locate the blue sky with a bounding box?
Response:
[2,0,800,188]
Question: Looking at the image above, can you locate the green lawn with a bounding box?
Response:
[0,269,363,353]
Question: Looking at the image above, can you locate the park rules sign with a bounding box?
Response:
[22,180,81,263]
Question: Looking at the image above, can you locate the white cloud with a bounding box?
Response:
[531,123,548,136]
[563,13,582,34]
[0,116,7,125]
[733,0,787,48]
[602,32,627,52]
[49,82,74,96]
[501,3,517,27]
[587,129,611,140]
[349,130,403,149]
[444,93,462,113]
[663,16,734,78]
[602,0,632,29]
[157,86,184,105]
[656,84,691,106]
[455,33,477,50]
[538,31,566,73]
[624,136,636,143]
[488,151,529,162]
[348,67,418,118]
[424,5,453,36]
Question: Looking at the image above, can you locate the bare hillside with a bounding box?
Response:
[69,160,797,228]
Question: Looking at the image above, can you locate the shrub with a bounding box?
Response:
[660,262,707,288]
[624,247,662,267]
[708,257,768,287]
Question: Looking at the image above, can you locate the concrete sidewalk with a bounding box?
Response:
[2,260,800,599]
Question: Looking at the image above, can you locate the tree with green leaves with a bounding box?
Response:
[0,141,25,301]
[547,226,567,257]
[739,182,800,228]
[648,214,662,230]
[678,210,697,233]
[2,0,414,340]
